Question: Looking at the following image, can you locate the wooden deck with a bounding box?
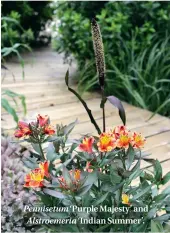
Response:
[1,47,170,175]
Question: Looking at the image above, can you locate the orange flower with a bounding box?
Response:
[24,168,44,188]
[70,169,81,181]
[58,176,68,189]
[58,169,81,190]
[14,121,32,138]
[111,125,128,139]
[79,136,94,153]
[131,132,146,148]
[122,193,130,206]
[37,114,49,127]
[39,161,50,178]
[44,125,55,135]
[97,133,116,152]
[14,129,24,138]
[116,133,131,148]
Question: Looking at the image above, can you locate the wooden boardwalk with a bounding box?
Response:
[1,47,170,175]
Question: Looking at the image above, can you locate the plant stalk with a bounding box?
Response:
[101,87,106,132]
[38,140,46,160]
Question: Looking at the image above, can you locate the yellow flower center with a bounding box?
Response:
[74,170,81,180]
[30,171,43,182]
[120,135,129,143]
[101,135,111,144]
[122,194,129,204]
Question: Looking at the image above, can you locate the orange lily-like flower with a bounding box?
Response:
[44,125,55,135]
[97,133,116,152]
[112,125,128,139]
[116,133,131,148]
[71,169,81,181]
[39,161,50,178]
[24,161,50,188]
[24,168,44,188]
[14,121,32,138]
[131,132,146,148]
[37,114,49,127]
[58,169,81,190]
[79,136,94,153]
[122,193,130,206]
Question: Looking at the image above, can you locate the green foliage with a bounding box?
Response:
[1,90,27,124]
[1,1,52,49]
[21,119,170,232]
[52,1,170,116]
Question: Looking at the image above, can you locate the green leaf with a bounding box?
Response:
[22,157,38,169]
[126,144,135,170]
[93,192,108,206]
[147,207,157,219]
[31,143,41,155]
[132,185,151,200]
[154,214,170,222]
[43,188,66,199]
[101,181,125,192]
[162,185,170,195]
[62,165,72,186]
[107,95,126,125]
[110,168,122,185]
[1,98,19,123]
[151,220,164,232]
[65,70,101,135]
[161,172,170,185]
[84,170,98,186]
[77,184,92,196]
[153,194,168,202]
[63,119,78,135]
[46,144,60,162]
[154,160,162,182]
[47,212,69,219]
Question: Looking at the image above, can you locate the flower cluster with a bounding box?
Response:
[58,169,81,191]
[14,114,55,138]
[79,125,146,153]
[24,161,49,188]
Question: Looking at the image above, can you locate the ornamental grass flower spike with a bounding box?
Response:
[97,132,116,152]
[91,18,105,87]
[122,193,130,206]
[131,132,146,148]
[79,136,94,153]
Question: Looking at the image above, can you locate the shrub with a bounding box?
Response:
[1,1,53,48]
[52,1,170,116]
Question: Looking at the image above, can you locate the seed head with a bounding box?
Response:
[91,18,105,87]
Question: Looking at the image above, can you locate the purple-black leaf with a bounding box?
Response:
[107,96,126,125]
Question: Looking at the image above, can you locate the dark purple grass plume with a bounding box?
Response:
[91,18,105,87]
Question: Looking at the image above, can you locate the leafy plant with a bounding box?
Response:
[1,1,52,48]
[1,90,27,124]
[13,19,170,232]
[52,1,170,117]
